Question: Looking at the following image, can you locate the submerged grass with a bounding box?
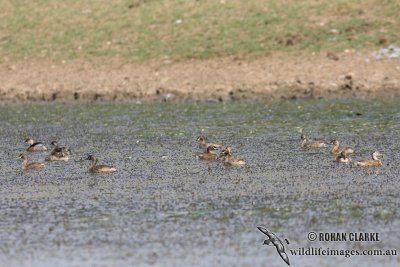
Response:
[0,0,399,61]
[0,99,399,266]
[1,99,399,136]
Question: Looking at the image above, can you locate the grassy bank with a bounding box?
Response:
[0,0,399,62]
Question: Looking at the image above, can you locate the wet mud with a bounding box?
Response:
[1,53,400,103]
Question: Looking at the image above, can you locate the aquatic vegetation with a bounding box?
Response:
[0,98,399,266]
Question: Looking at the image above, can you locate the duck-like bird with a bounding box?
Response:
[335,147,354,164]
[330,139,354,155]
[355,151,383,167]
[45,141,71,161]
[301,135,326,149]
[257,226,290,266]
[196,136,220,151]
[86,155,116,173]
[198,144,219,160]
[218,146,246,166]
[25,138,47,152]
[18,153,45,171]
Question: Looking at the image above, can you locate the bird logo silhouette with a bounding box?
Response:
[257,226,290,266]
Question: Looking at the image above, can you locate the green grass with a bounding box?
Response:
[0,0,399,61]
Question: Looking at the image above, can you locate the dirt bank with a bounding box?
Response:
[1,51,400,102]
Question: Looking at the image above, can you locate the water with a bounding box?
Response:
[0,99,399,266]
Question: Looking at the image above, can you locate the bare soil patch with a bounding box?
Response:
[1,51,399,102]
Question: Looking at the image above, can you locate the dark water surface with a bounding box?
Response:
[0,99,399,266]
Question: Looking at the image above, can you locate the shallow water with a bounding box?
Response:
[0,99,399,267]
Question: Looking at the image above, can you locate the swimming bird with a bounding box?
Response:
[301,134,326,148]
[45,141,71,161]
[198,144,219,160]
[355,151,383,167]
[330,139,354,155]
[196,136,220,150]
[257,226,290,266]
[218,146,246,166]
[18,153,45,171]
[45,153,70,161]
[25,138,47,152]
[335,150,352,164]
[86,155,116,173]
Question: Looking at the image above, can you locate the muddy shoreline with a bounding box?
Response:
[1,51,400,102]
